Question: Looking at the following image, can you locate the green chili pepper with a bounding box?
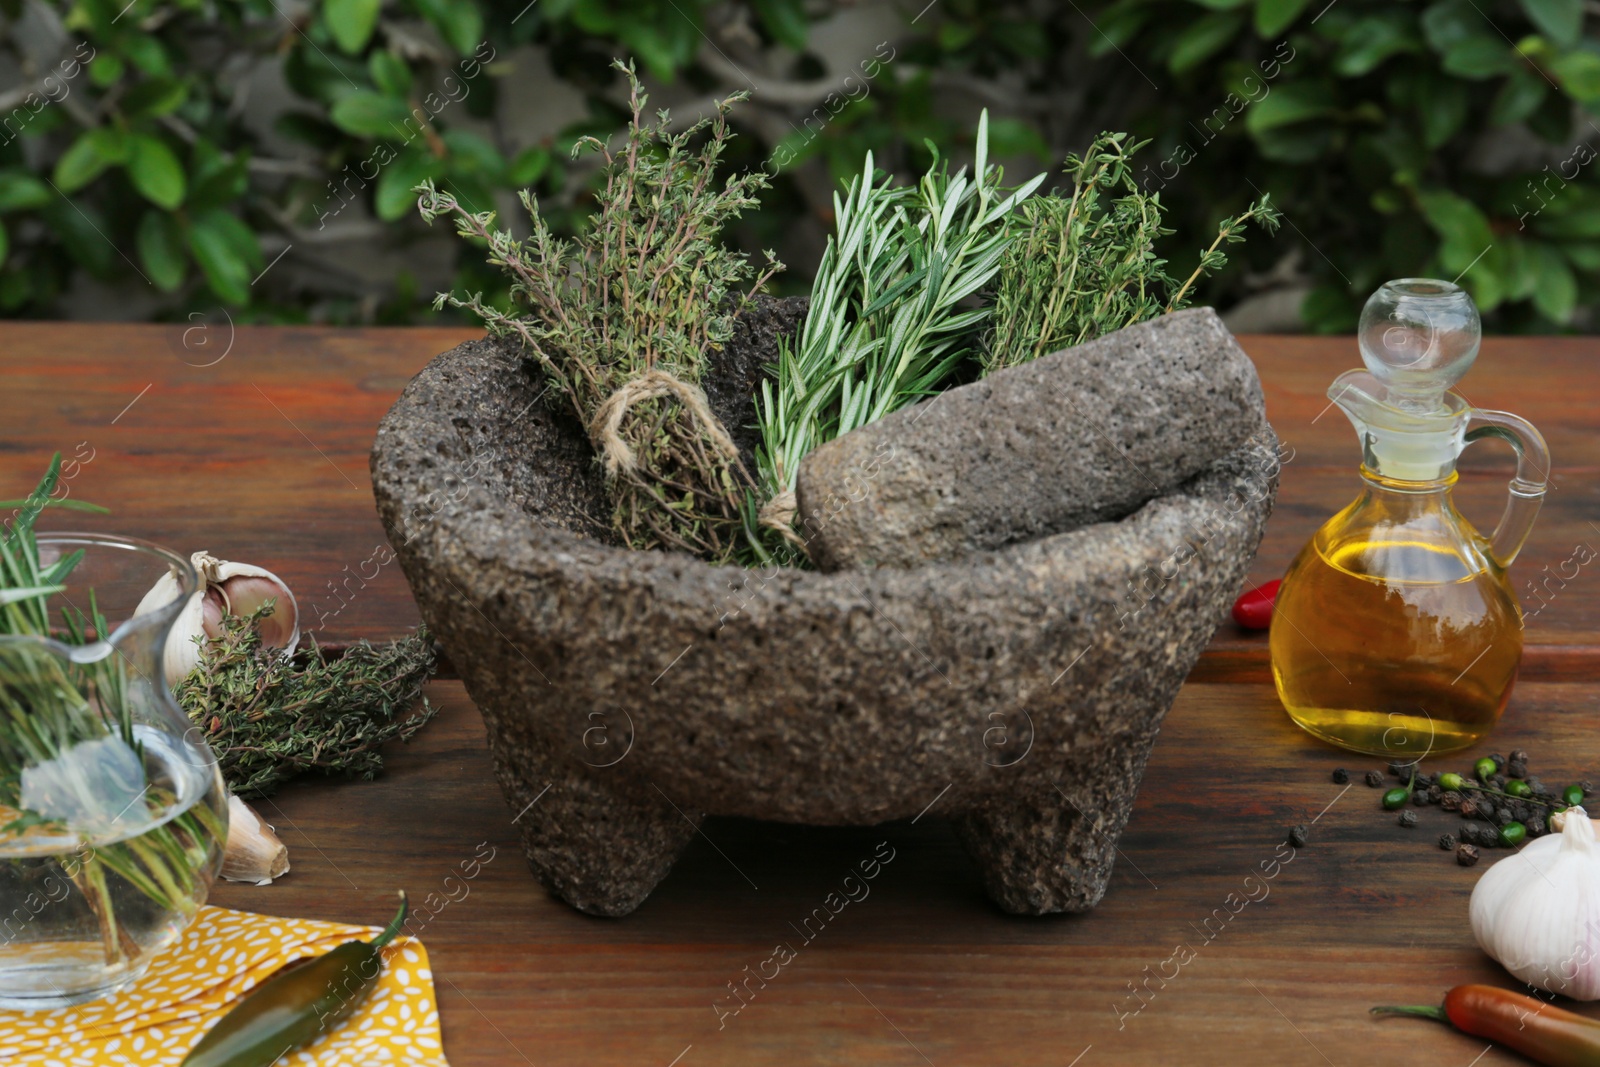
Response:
[1383,767,1416,811]
[182,893,408,1067]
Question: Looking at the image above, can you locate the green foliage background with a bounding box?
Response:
[0,0,1596,330]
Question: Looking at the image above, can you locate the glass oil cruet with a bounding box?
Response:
[1271,279,1549,758]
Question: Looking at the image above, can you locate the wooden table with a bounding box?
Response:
[3,323,1596,1066]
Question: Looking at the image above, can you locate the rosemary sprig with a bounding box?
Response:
[984,132,1281,374]
[0,455,225,969]
[751,112,1046,559]
[175,606,437,798]
[419,59,781,564]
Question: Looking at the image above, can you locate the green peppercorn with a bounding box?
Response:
[1499,822,1527,847]
[1565,784,1585,807]
[1507,780,1533,798]
[1382,787,1410,810]
[1474,757,1497,781]
[1438,772,1465,792]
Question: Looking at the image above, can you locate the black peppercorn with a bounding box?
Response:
[1477,798,1496,818]
[1507,760,1527,779]
[1510,748,1530,765]
[1582,780,1595,794]
[1332,768,1349,784]
[1489,754,1506,772]
[1288,824,1310,848]
[1389,760,1411,778]
[1427,786,1442,804]
[1458,844,1481,867]
[1439,832,1457,850]
[1398,810,1418,828]
[1412,790,1428,806]
[1365,770,1384,787]
[1492,774,1508,790]
[1495,806,1513,826]
[1441,791,1462,811]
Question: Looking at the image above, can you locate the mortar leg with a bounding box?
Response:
[498,762,699,917]
[955,769,1143,915]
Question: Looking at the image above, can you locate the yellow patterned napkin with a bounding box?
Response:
[0,905,447,1066]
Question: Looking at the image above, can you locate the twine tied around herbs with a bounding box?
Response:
[758,488,808,551]
[588,370,740,477]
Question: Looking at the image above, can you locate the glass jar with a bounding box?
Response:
[0,533,227,1010]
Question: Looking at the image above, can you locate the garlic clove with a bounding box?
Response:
[1470,805,1600,999]
[221,794,290,885]
[135,552,300,685]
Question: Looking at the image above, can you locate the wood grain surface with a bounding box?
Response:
[1,323,1596,1065]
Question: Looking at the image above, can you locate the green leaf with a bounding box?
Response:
[120,33,171,77]
[1091,1,1153,55]
[1333,16,1420,77]
[441,129,504,177]
[1420,0,1480,52]
[126,134,186,209]
[136,210,186,291]
[325,0,381,55]
[0,218,8,268]
[41,200,112,275]
[1246,80,1335,133]
[413,0,482,56]
[1255,0,1312,36]
[88,52,124,87]
[53,128,125,192]
[1526,240,1577,320]
[120,77,188,121]
[1519,0,1582,48]
[1563,241,1600,271]
[1417,189,1497,295]
[375,149,443,221]
[1169,12,1246,74]
[330,90,413,137]
[369,50,412,96]
[1189,0,1251,8]
[1552,50,1600,102]
[0,170,52,212]
[508,146,550,187]
[1419,77,1468,148]
[1489,68,1548,125]
[751,0,808,49]
[186,209,261,305]
[1441,37,1516,79]
[1302,284,1358,332]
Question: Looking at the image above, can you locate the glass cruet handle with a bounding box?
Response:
[1463,409,1550,568]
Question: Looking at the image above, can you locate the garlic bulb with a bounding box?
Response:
[134,551,299,682]
[1470,805,1600,999]
[221,795,290,885]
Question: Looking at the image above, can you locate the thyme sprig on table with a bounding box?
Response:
[418,59,781,564]
[175,605,437,798]
[751,112,1046,560]
[985,132,1281,374]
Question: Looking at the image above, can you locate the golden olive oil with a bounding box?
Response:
[1270,480,1522,757]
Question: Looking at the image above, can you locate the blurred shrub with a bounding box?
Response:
[0,0,1595,330]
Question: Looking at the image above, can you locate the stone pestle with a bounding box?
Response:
[794,308,1268,571]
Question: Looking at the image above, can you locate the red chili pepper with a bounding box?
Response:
[1372,985,1600,1066]
[1231,579,1280,630]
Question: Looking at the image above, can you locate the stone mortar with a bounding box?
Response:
[371,300,1280,917]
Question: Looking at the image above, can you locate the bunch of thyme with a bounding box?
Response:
[984,133,1281,373]
[751,112,1046,560]
[174,605,437,798]
[417,60,781,564]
